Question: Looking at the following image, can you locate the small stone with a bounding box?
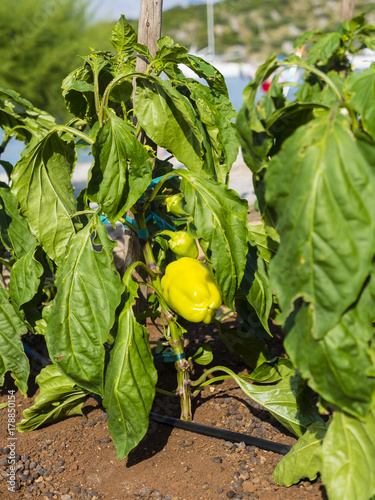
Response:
[60,487,70,494]
[54,467,65,473]
[224,441,233,449]
[212,457,223,464]
[231,481,243,492]
[21,454,29,463]
[56,459,65,466]
[32,472,40,480]
[0,447,10,454]
[37,481,46,490]
[72,487,81,493]
[87,420,97,427]
[182,439,194,447]
[89,492,99,498]
[44,440,52,446]
[226,491,236,499]
[237,442,246,450]
[17,473,28,482]
[242,481,258,494]
[61,495,73,500]
[0,457,8,467]
[48,449,56,457]
[217,487,224,494]
[224,398,232,404]
[43,492,54,499]
[14,454,21,462]
[101,437,111,443]
[29,461,37,470]
[140,488,153,497]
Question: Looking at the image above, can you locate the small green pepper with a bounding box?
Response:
[159,230,199,259]
[165,194,186,217]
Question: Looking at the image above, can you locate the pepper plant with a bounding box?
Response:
[0,12,374,500]
[237,13,375,500]
[0,14,320,462]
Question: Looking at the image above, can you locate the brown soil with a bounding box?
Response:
[0,318,327,500]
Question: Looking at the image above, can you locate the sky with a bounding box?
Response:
[88,0,194,21]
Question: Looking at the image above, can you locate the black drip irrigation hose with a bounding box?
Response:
[150,412,291,455]
[22,343,292,456]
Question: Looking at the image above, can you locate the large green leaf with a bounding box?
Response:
[0,184,37,259]
[103,264,158,460]
[240,243,273,334]
[284,271,375,418]
[0,88,55,144]
[231,371,323,437]
[236,54,278,173]
[45,215,124,395]
[248,222,279,264]
[346,66,375,139]
[17,364,89,433]
[187,81,239,183]
[135,77,205,173]
[306,32,342,65]
[9,243,44,312]
[110,14,137,55]
[217,322,270,369]
[0,288,29,395]
[265,109,375,338]
[273,421,328,486]
[11,132,78,266]
[322,408,375,500]
[87,110,154,224]
[177,170,248,308]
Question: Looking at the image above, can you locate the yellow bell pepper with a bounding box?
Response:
[161,257,222,324]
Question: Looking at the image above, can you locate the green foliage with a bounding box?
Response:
[237,13,375,500]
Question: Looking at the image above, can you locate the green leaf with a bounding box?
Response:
[17,364,89,433]
[240,244,273,335]
[231,371,323,437]
[322,408,375,500]
[284,271,375,419]
[45,215,124,395]
[218,321,270,369]
[191,344,213,366]
[249,358,294,384]
[185,55,229,97]
[111,14,137,55]
[346,66,375,139]
[0,88,55,144]
[187,82,239,183]
[135,77,205,174]
[11,132,78,266]
[86,110,154,224]
[248,222,279,264]
[0,184,37,259]
[273,421,328,486]
[306,32,342,65]
[177,170,248,308]
[103,263,158,460]
[9,243,44,312]
[0,288,29,395]
[265,110,375,338]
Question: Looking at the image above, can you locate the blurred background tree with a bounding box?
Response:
[0,0,114,122]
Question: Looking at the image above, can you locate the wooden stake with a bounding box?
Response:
[341,0,355,21]
[136,0,163,73]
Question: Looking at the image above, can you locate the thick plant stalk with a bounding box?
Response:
[135,211,192,421]
[169,320,192,421]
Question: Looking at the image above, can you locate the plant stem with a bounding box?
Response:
[134,210,192,421]
[169,320,192,421]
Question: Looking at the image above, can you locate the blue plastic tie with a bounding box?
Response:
[153,351,185,363]
[147,212,177,232]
